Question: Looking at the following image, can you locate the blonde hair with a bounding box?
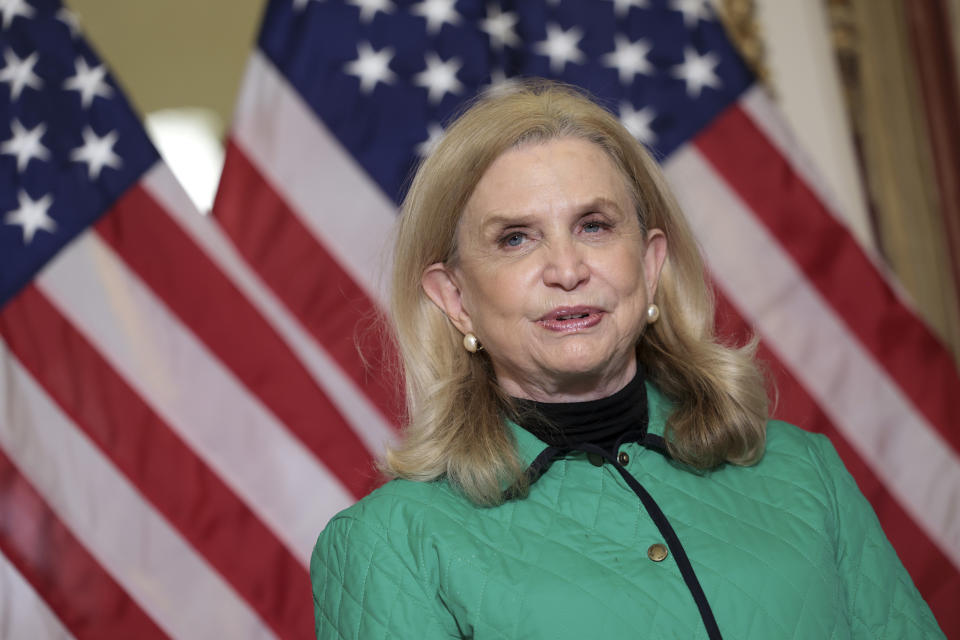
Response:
[385,80,767,505]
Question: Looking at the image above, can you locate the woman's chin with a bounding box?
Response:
[487,337,636,399]
[539,354,633,390]
[544,341,631,375]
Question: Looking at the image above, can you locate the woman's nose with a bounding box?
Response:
[542,238,590,290]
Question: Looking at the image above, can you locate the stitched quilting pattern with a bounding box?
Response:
[311,420,944,639]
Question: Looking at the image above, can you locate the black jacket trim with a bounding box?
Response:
[512,434,723,640]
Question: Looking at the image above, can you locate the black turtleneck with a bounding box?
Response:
[510,368,649,454]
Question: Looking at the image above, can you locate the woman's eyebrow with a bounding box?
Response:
[479,196,625,230]
[580,196,626,215]
[478,213,538,233]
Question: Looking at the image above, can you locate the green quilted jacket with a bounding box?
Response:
[311,385,944,638]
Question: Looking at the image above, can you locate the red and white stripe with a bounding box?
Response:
[0,140,399,635]
[0,540,75,639]
[227,51,397,308]
[2,50,958,639]
[145,166,399,459]
[0,337,275,639]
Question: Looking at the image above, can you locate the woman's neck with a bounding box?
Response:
[509,367,649,453]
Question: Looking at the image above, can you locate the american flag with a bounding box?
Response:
[1,0,957,637]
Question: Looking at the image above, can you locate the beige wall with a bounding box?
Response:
[66,0,266,135]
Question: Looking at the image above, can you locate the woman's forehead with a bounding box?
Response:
[462,138,634,223]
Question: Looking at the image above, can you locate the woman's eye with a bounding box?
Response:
[501,232,527,247]
[582,220,609,233]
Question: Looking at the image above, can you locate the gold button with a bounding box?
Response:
[587,452,604,467]
[617,451,630,465]
[647,543,669,562]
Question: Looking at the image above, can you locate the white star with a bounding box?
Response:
[70,126,122,179]
[0,0,34,30]
[348,0,393,23]
[603,35,652,85]
[344,41,397,93]
[479,4,520,50]
[533,23,585,74]
[672,46,721,98]
[4,190,55,244]
[416,122,444,157]
[0,48,42,100]
[1,119,50,171]
[64,57,114,108]
[411,0,460,35]
[669,0,711,28]
[619,103,656,144]
[414,52,464,104]
[606,0,648,18]
[55,7,80,36]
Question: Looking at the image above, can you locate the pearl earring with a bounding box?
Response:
[646,303,660,324]
[463,333,482,353]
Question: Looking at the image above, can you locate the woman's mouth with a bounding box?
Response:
[537,306,604,332]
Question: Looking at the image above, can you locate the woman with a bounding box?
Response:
[311,81,943,638]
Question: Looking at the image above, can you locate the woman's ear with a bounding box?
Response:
[421,263,474,335]
[644,228,668,300]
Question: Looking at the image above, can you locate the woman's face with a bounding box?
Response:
[422,137,667,402]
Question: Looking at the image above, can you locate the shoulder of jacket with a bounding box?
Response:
[762,419,834,461]
[321,476,471,543]
[747,419,847,505]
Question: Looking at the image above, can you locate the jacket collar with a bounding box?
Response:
[509,381,671,467]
